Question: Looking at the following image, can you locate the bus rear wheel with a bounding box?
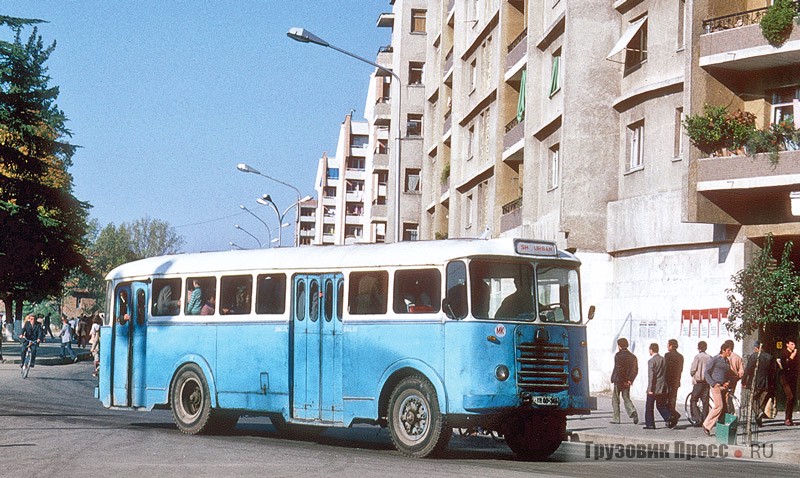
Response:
[387,375,451,458]
[170,363,213,435]
[504,414,565,461]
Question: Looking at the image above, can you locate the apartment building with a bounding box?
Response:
[391,0,799,397]
[312,114,371,245]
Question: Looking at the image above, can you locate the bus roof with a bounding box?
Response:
[105,237,580,281]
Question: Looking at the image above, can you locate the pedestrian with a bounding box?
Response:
[77,315,88,348]
[610,337,639,424]
[742,341,775,426]
[664,338,683,427]
[688,340,711,426]
[724,339,744,411]
[702,342,735,435]
[36,314,46,342]
[643,343,672,429]
[89,314,101,376]
[18,314,44,368]
[777,338,798,426]
[43,313,54,339]
[70,316,79,344]
[58,316,79,363]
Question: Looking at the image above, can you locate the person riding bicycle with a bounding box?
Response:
[19,314,45,369]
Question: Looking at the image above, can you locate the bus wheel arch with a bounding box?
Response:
[386,374,452,458]
[378,363,447,424]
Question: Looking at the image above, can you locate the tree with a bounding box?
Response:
[0,18,90,320]
[69,217,185,313]
[726,234,800,340]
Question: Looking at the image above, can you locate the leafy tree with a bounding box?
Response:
[68,217,185,313]
[0,18,90,320]
[726,234,800,340]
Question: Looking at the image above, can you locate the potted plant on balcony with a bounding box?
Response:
[683,105,756,157]
[760,0,797,46]
[746,118,799,165]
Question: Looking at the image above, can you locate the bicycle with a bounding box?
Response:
[20,339,36,379]
[684,390,740,426]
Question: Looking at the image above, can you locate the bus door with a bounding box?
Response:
[111,282,148,407]
[292,273,344,422]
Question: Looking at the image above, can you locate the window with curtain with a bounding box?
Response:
[549,50,561,97]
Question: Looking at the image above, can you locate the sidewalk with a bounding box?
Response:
[0,338,93,365]
[567,393,800,464]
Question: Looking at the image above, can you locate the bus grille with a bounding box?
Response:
[516,341,569,392]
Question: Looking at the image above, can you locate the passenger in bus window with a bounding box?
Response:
[155,284,180,315]
[116,289,131,324]
[186,279,203,315]
[471,279,491,319]
[496,276,534,318]
[200,289,216,316]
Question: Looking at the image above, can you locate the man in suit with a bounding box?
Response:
[644,342,672,429]
[610,337,639,424]
[742,341,775,426]
[664,338,684,428]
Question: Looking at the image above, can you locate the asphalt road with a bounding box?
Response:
[1,363,796,478]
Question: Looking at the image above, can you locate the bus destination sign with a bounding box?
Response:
[515,240,558,257]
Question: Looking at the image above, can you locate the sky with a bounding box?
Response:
[1,1,391,252]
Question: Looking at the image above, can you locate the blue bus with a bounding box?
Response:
[97,238,594,459]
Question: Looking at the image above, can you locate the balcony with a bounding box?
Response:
[443,48,454,78]
[443,110,452,137]
[506,28,527,72]
[373,151,389,168]
[374,97,391,125]
[502,117,525,164]
[500,197,523,233]
[372,204,388,218]
[695,149,800,224]
[699,3,800,72]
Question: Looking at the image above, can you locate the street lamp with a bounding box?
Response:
[237,162,306,246]
[257,194,312,247]
[234,224,262,248]
[239,204,272,247]
[229,242,245,250]
[287,27,403,242]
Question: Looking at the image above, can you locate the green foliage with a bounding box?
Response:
[683,105,756,155]
[726,234,800,340]
[0,22,90,319]
[760,0,797,46]
[440,161,450,185]
[746,118,798,165]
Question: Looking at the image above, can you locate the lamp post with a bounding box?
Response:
[257,194,312,247]
[234,224,262,248]
[239,204,272,247]
[237,162,305,246]
[287,27,403,243]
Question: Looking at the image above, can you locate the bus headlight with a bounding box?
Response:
[571,367,582,383]
[495,365,510,381]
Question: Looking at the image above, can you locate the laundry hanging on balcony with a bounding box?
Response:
[516,69,526,123]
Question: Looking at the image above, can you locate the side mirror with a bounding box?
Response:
[586,305,596,322]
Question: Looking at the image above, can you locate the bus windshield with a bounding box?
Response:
[470,260,581,323]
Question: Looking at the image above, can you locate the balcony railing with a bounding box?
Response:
[444,48,454,74]
[378,45,393,53]
[505,117,521,133]
[507,28,528,53]
[702,2,799,34]
[502,197,523,215]
[500,197,523,232]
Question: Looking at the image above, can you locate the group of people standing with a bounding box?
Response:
[17,312,102,376]
[610,336,799,434]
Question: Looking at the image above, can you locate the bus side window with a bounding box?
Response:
[255,274,286,314]
[220,274,253,315]
[349,271,388,315]
[153,278,181,316]
[444,261,468,320]
[115,285,131,325]
[393,268,441,314]
[185,276,216,315]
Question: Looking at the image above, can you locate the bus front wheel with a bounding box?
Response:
[504,413,565,461]
[170,363,213,435]
[387,375,451,458]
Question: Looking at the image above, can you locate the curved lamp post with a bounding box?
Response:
[239,204,272,248]
[257,194,312,247]
[234,224,262,248]
[287,27,403,242]
[237,162,306,246]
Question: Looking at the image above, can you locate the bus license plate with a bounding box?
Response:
[532,396,559,406]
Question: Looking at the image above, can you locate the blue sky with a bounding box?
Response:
[1,1,391,252]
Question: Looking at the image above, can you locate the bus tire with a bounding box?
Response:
[170,363,213,435]
[387,375,451,458]
[504,413,564,461]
